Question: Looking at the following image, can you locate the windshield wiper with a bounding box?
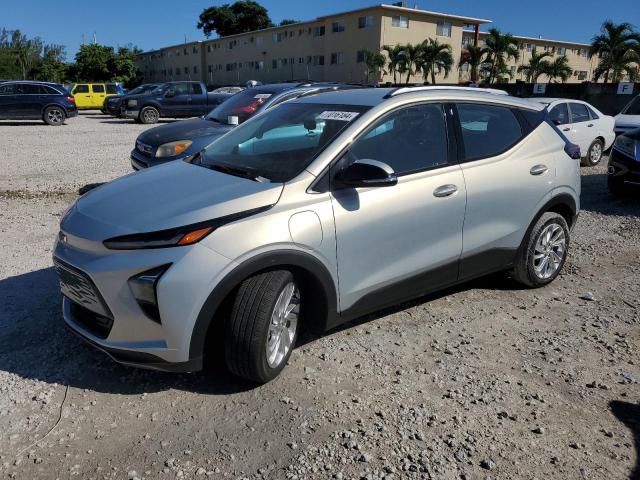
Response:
[206,162,264,182]
[205,116,221,123]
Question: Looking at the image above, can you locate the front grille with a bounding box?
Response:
[69,301,114,339]
[136,141,154,157]
[53,258,112,319]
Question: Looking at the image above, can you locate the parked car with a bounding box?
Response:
[103,83,159,117]
[211,86,244,94]
[532,98,615,166]
[67,83,124,110]
[122,81,234,124]
[130,82,359,170]
[54,87,581,382]
[608,127,640,195]
[614,94,640,136]
[0,80,77,125]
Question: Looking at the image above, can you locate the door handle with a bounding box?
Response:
[530,164,548,176]
[433,184,458,197]
[587,123,594,127]
[562,127,570,132]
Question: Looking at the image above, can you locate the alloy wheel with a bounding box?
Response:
[47,108,63,125]
[590,142,602,165]
[533,223,566,279]
[266,282,299,368]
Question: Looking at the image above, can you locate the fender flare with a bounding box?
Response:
[189,249,339,360]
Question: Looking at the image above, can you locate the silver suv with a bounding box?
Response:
[54,87,581,383]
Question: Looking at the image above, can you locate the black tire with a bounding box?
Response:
[43,106,65,126]
[582,138,604,167]
[511,212,570,288]
[225,270,300,383]
[139,106,159,124]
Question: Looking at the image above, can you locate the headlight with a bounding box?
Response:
[127,99,138,107]
[613,135,637,159]
[155,140,193,158]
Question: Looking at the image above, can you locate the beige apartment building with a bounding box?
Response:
[136,3,597,86]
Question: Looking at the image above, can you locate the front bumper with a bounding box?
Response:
[130,147,187,170]
[53,230,234,372]
[124,109,140,119]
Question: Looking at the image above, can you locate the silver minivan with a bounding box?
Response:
[54,87,581,383]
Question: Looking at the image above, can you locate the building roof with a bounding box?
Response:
[464,30,590,47]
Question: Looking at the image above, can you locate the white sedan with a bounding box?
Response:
[532,98,615,166]
[614,94,640,136]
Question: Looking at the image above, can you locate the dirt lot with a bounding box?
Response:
[0,113,639,480]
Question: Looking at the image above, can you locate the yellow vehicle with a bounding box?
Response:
[67,83,125,110]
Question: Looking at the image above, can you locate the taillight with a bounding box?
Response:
[67,96,75,103]
[564,142,581,160]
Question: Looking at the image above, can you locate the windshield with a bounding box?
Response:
[623,96,640,115]
[199,103,370,182]
[206,88,277,123]
[129,84,152,95]
[151,83,170,95]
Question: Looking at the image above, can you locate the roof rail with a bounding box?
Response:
[383,86,509,99]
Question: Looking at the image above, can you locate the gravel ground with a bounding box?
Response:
[0,114,639,480]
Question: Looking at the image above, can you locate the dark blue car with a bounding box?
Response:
[0,81,78,125]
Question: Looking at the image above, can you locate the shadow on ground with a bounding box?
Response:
[610,400,640,480]
[580,172,640,217]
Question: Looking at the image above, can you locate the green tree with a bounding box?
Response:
[483,28,520,84]
[517,48,552,82]
[197,1,274,38]
[35,44,67,83]
[458,44,487,83]
[279,19,297,26]
[73,43,114,81]
[398,44,420,84]
[542,55,573,83]
[109,46,142,85]
[382,44,405,84]
[590,21,640,82]
[418,38,453,84]
[362,49,386,84]
[11,31,42,79]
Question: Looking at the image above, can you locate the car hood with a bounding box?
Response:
[615,114,640,127]
[65,161,282,239]
[137,118,234,146]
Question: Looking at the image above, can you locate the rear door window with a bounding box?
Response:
[569,103,590,123]
[174,83,190,95]
[92,84,105,93]
[74,84,89,93]
[0,83,15,95]
[456,103,523,161]
[549,103,569,125]
[16,84,40,94]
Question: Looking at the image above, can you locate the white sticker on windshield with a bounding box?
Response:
[317,111,360,121]
[254,93,272,99]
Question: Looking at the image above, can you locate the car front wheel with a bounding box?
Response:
[139,106,159,124]
[583,139,604,166]
[512,212,570,288]
[43,106,65,126]
[225,270,300,383]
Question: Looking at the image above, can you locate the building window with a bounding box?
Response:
[256,36,263,45]
[460,63,469,72]
[358,15,373,28]
[356,50,366,63]
[313,25,325,36]
[208,65,212,73]
[525,43,533,52]
[256,61,264,70]
[273,32,285,43]
[193,66,198,73]
[184,67,188,74]
[576,70,588,80]
[580,48,588,57]
[272,59,278,69]
[436,20,452,37]
[391,15,408,28]
[462,36,472,46]
[184,48,188,55]
[557,47,566,56]
[332,21,345,33]
[313,55,325,66]
[192,46,198,54]
[207,45,211,53]
[330,52,344,65]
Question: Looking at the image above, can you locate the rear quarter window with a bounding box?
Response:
[0,83,15,95]
[456,103,524,161]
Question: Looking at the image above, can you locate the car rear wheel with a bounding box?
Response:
[139,106,159,124]
[225,270,300,383]
[43,106,65,126]
[512,212,570,288]
[583,139,604,166]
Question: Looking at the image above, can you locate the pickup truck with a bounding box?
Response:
[122,81,234,124]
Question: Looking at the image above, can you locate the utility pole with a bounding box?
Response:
[93,32,96,44]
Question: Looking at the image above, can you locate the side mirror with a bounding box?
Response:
[552,119,562,126]
[164,89,175,98]
[335,159,397,188]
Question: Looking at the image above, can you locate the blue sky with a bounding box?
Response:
[3,0,639,59]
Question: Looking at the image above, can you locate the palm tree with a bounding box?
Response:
[458,44,487,83]
[418,39,454,84]
[362,49,386,84]
[398,44,420,84]
[542,55,573,83]
[11,31,40,80]
[517,48,553,82]
[483,28,520,84]
[382,44,405,84]
[590,21,640,83]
